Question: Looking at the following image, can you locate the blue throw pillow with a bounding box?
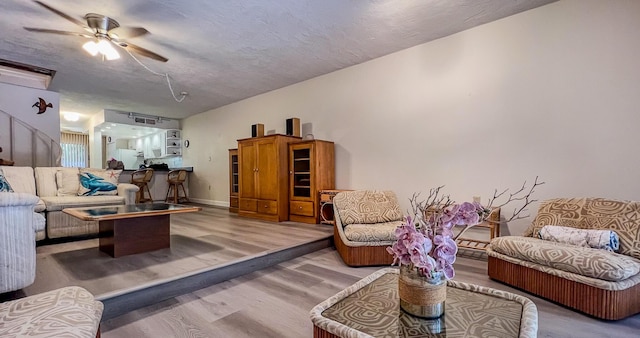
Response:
[77,170,120,196]
[0,169,14,192]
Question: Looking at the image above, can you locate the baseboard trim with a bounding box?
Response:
[188,198,228,208]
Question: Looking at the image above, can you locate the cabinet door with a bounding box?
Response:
[289,143,314,201]
[256,139,278,200]
[239,141,257,199]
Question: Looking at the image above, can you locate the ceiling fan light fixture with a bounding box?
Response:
[82,41,99,56]
[82,39,120,60]
[97,40,120,60]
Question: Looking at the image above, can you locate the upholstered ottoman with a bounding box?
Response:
[0,286,103,337]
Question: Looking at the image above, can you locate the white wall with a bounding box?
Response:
[0,82,60,142]
[0,82,60,166]
[182,0,640,234]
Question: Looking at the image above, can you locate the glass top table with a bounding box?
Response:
[310,268,538,338]
[63,203,201,257]
[62,203,201,221]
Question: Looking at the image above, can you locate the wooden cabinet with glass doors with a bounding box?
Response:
[228,148,239,213]
[289,140,335,224]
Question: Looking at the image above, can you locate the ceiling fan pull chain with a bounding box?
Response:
[124,48,187,103]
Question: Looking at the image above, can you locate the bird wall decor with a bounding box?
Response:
[32,97,53,114]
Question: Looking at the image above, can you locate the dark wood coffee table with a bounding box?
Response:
[63,203,201,258]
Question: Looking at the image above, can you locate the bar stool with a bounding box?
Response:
[165,169,189,203]
[131,168,154,203]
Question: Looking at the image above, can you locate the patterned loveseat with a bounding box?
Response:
[333,190,404,266]
[486,198,640,320]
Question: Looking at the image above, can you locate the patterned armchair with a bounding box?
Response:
[0,286,103,337]
[0,192,45,294]
[487,198,640,320]
[332,190,404,266]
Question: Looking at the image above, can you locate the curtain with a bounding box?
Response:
[60,132,89,168]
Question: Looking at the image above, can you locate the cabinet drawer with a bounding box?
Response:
[290,201,315,217]
[239,198,257,212]
[230,197,239,208]
[257,200,278,215]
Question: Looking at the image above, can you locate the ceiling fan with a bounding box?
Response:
[23,1,168,62]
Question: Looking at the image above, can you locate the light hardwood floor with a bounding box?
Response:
[26,206,332,298]
[14,205,640,337]
[101,247,640,338]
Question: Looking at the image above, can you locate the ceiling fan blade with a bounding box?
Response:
[23,27,93,38]
[33,1,87,29]
[118,41,168,63]
[109,26,149,39]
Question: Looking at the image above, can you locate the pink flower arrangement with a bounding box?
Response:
[387,201,486,280]
[387,177,544,281]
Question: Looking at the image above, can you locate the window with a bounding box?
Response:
[60,132,89,167]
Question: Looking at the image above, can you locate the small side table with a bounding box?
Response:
[318,189,351,225]
[456,207,501,251]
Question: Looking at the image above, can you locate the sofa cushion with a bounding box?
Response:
[40,195,124,212]
[343,221,403,242]
[490,236,640,282]
[55,168,80,196]
[333,190,403,225]
[77,169,121,196]
[33,212,46,232]
[34,200,46,213]
[524,198,640,260]
[1,166,36,195]
[34,167,65,197]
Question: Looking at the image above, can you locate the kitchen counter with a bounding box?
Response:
[121,166,194,172]
[118,167,192,202]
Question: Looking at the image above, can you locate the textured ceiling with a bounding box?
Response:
[0,0,556,131]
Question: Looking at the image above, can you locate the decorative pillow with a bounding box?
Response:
[56,169,80,196]
[77,169,121,196]
[538,225,620,252]
[0,169,14,192]
[334,190,403,225]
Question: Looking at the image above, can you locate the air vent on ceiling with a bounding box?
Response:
[133,117,157,125]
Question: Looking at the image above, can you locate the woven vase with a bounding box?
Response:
[398,265,446,318]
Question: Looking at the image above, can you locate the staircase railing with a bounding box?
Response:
[0,109,62,167]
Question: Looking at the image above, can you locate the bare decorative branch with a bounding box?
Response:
[484,176,545,222]
[407,176,544,240]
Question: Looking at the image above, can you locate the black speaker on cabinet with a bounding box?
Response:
[251,124,264,137]
[286,118,301,137]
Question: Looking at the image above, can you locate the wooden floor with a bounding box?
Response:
[8,205,640,337]
[25,205,332,299]
[100,248,640,338]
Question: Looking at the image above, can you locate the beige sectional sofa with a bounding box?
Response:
[486,198,640,320]
[0,166,138,240]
